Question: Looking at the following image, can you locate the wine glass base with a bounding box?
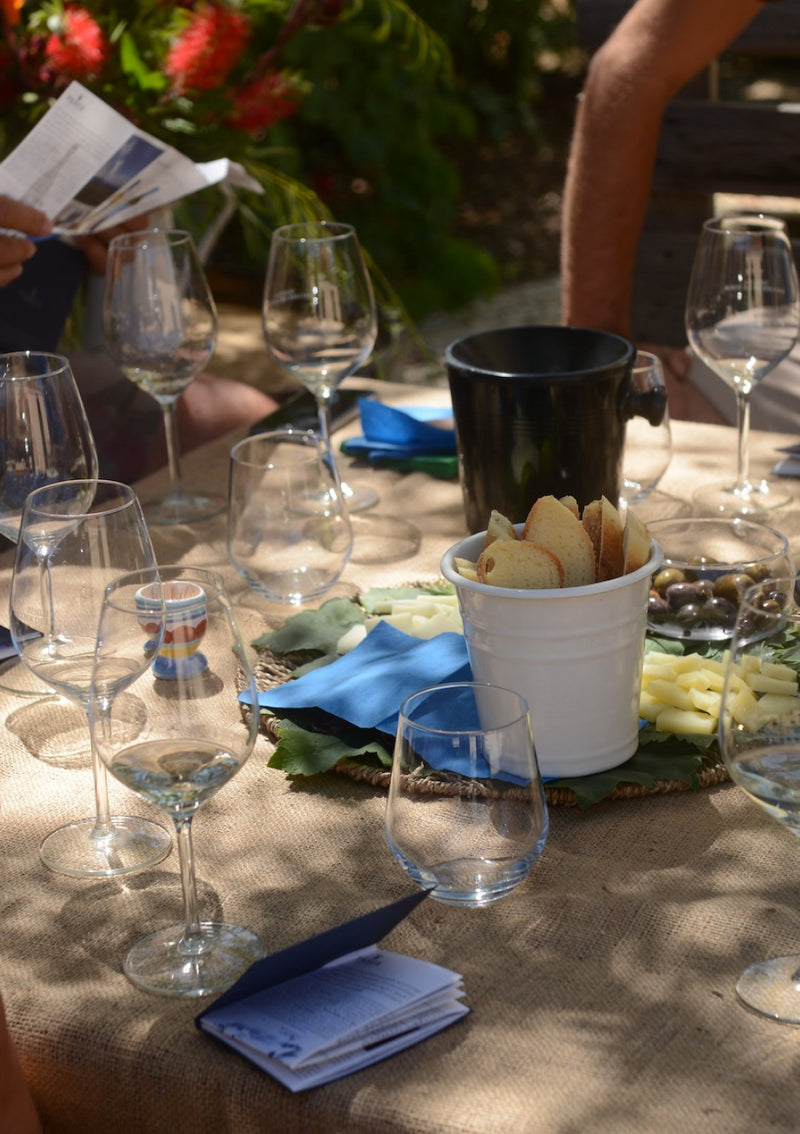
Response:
[0,655,53,698]
[39,815,172,878]
[142,492,226,526]
[340,481,379,513]
[123,921,265,998]
[693,477,792,517]
[736,954,800,1024]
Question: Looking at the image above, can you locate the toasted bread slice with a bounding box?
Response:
[558,495,580,518]
[622,509,652,574]
[521,494,595,587]
[484,508,518,549]
[454,556,480,582]
[476,539,564,589]
[582,496,624,582]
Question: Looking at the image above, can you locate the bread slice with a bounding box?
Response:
[558,495,580,518]
[484,508,518,549]
[476,539,564,589]
[521,494,595,587]
[582,496,624,582]
[454,556,480,582]
[622,509,652,574]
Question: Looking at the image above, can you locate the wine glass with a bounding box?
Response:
[619,351,672,509]
[262,221,379,512]
[90,565,265,998]
[0,351,98,696]
[718,572,800,1022]
[686,214,800,516]
[10,479,172,877]
[227,428,353,605]
[385,682,549,906]
[103,228,224,525]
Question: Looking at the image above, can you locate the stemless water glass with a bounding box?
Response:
[104,228,223,525]
[719,573,800,1023]
[227,428,352,605]
[619,350,672,509]
[10,480,171,876]
[386,682,549,906]
[0,351,98,696]
[90,565,265,998]
[262,221,379,512]
[686,214,800,516]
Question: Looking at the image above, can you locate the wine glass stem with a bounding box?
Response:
[735,390,751,489]
[161,401,184,499]
[316,396,342,491]
[89,733,113,838]
[175,816,205,954]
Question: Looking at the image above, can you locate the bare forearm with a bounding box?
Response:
[560,0,766,336]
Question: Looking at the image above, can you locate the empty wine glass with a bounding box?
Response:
[686,214,800,516]
[10,479,172,876]
[104,228,224,525]
[619,350,672,509]
[262,221,379,512]
[90,565,265,997]
[386,682,549,906]
[719,572,800,1022]
[0,351,98,696]
[227,428,352,605]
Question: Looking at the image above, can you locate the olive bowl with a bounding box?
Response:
[645,517,794,642]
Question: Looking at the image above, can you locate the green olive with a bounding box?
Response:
[712,573,755,604]
[653,567,686,595]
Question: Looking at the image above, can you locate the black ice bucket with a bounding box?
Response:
[444,325,666,533]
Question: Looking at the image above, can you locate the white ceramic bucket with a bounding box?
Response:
[441,530,663,778]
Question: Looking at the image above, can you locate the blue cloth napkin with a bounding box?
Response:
[340,399,456,461]
[247,620,471,736]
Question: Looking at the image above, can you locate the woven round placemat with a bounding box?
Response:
[251,647,731,808]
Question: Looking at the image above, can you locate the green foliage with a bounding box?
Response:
[207,0,578,318]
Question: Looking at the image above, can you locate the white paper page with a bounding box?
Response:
[0,82,237,234]
[207,1006,469,1093]
[201,947,466,1068]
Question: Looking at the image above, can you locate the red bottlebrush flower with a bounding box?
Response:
[227,72,302,137]
[44,6,107,80]
[166,3,250,94]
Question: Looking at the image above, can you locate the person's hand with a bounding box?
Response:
[0,196,52,287]
[639,341,727,425]
[73,215,152,276]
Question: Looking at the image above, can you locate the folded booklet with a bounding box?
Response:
[196,891,469,1092]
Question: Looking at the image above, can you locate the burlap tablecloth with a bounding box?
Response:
[4,383,800,1133]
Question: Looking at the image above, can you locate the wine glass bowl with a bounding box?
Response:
[620,350,672,508]
[104,228,223,525]
[0,351,98,696]
[10,479,172,876]
[91,565,265,997]
[262,221,379,513]
[719,573,800,1022]
[227,428,353,606]
[385,682,549,907]
[686,214,800,516]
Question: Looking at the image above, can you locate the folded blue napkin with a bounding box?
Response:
[249,620,471,736]
[340,399,456,463]
[247,622,535,783]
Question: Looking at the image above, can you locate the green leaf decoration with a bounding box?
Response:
[360,581,454,613]
[549,748,709,810]
[268,720,393,777]
[252,598,365,656]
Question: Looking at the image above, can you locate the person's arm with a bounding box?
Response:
[0,196,52,287]
[0,994,42,1134]
[561,0,765,338]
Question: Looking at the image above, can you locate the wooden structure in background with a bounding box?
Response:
[574,0,800,346]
